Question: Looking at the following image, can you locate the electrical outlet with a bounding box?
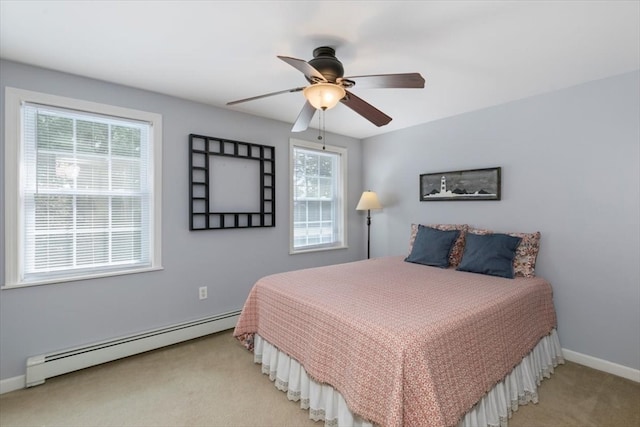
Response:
[198,286,208,300]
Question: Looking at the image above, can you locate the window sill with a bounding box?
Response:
[2,265,164,290]
[289,245,348,255]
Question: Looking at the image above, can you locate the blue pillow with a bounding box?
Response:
[405,226,460,268]
[457,233,522,278]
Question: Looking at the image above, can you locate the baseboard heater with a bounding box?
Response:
[26,310,241,387]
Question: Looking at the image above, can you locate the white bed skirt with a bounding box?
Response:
[253,329,564,427]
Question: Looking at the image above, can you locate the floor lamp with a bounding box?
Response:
[356,191,382,259]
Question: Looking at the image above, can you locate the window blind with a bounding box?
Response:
[21,102,152,281]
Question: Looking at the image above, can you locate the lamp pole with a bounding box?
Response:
[366,209,372,259]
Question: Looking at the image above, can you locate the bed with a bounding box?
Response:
[234,224,564,427]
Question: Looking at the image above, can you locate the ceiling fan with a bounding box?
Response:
[227,46,425,132]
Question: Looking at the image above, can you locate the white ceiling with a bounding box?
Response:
[1,1,639,139]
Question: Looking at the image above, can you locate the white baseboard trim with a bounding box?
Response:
[562,348,640,382]
[0,375,25,394]
[2,311,240,394]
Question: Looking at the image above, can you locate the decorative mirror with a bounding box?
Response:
[189,134,275,230]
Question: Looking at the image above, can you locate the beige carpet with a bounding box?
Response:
[1,330,638,427]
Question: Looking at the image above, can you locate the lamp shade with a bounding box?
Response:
[303,83,346,110]
[356,191,382,211]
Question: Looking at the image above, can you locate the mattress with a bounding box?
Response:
[234,256,558,427]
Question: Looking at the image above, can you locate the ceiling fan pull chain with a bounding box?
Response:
[323,110,326,150]
[318,108,326,150]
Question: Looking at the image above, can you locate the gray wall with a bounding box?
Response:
[2,59,638,381]
[362,71,640,370]
[0,60,365,380]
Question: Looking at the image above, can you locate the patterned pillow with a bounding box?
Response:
[409,224,468,268]
[468,228,541,277]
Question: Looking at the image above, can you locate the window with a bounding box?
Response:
[290,138,347,253]
[4,88,162,287]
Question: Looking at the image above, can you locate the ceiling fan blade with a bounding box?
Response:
[278,56,327,82]
[341,73,425,89]
[227,87,305,106]
[291,101,316,132]
[340,90,392,127]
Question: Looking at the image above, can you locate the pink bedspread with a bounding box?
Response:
[234,256,557,427]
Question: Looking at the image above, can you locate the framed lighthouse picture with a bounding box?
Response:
[420,167,501,201]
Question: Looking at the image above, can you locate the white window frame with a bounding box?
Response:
[3,87,163,288]
[289,138,348,254]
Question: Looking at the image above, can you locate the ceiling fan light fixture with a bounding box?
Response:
[303,83,346,110]
[227,46,425,132]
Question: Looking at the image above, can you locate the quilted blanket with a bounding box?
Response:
[234,256,557,427]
